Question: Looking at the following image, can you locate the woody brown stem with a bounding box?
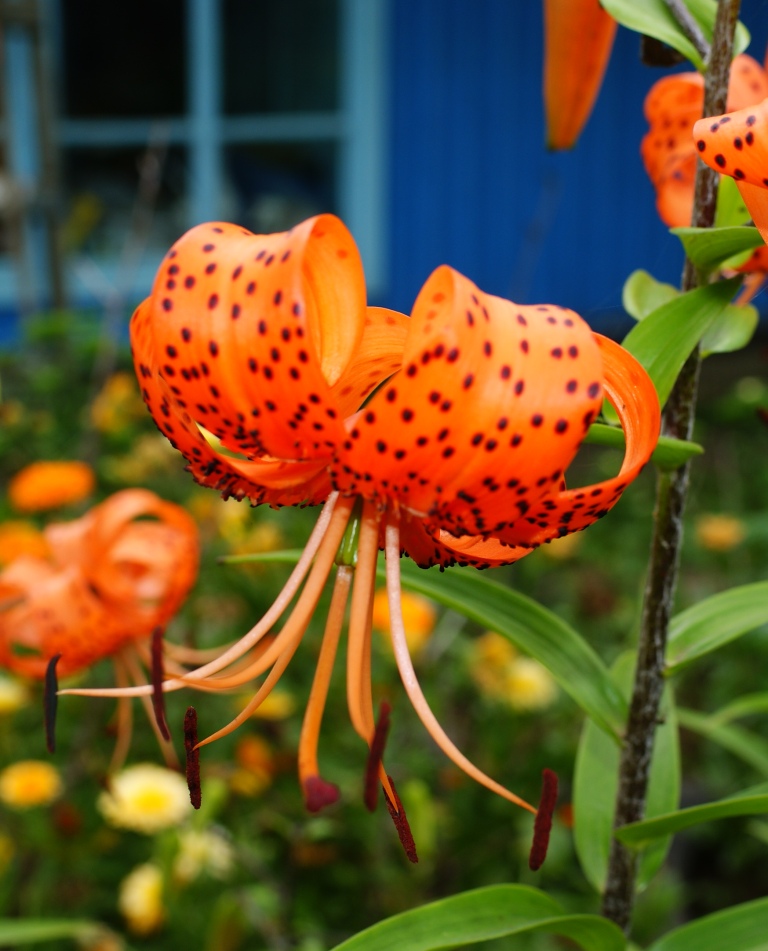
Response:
[601,0,741,932]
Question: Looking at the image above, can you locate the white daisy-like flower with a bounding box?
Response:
[118,863,164,935]
[97,764,191,834]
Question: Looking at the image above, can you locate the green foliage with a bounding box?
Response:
[328,885,626,951]
[601,0,750,71]
[573,653,680,893]
[645,897,768,951]
[671,226,765,274]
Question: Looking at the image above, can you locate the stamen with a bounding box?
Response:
[364,701,391,812]
[383,774,418,863]
[122,647,179,769]
[529,768,559,871]
[151,627,170,741]
[298,566,352,811]
[58,494,350,701]
[346,501,381,741]
[109,656,134,773]
[384,519,537,815]
[184,706,202,809]
[44,653,61,754]
[304,775,340,813]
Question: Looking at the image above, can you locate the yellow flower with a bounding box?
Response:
[90,372,147,433]
[468,632,557,711]
[8,461,95,513]
[505,657,558,712]
[0,760,63,809]
[372,589,437,658]
[173,828,234,884]
[0,521,50,566]
[695,514,746,552]
[245,689,295,721]
[118,863,164,935]
[0,674,28,715]
[97,764,192,834]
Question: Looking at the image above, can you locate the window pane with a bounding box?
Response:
[223,0,339,115]
[61,0,186,118]
[61,146,187,255]
[224,142,336,233]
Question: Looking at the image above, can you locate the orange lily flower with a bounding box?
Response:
[0,489,198,765]
[642,54,768,228]
[66,215,659,853]
[692,95,768,246]
[8,460,96,513]
[543,0,617,150]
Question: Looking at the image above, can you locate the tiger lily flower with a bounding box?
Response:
[65,215,659,859]
[543,0,617,150]
[0,489,198,766]
[693,94,768,247]
[642,54,768,228]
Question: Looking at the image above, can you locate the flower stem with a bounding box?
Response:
[600,0,741,932]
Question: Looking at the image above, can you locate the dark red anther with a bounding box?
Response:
[383,774,418,863]
[529,767,558,871]
[151,627,170,741]
[303,775,341,813]
[183,706,201,809]
[364,700,391,811]
[44,654,61,754]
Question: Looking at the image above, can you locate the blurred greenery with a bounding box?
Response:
[0,312,767,948]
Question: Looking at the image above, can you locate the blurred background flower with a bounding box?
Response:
[372,588,437,659]
[118,863,165,935]
[173,828,235,884]
[8,460,95,513]
[695,513,747,552]
[467,632,557,712]
[0,760,63,809]
[97,764,192,834]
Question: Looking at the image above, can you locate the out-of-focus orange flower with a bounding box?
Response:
[695,513,746,552]
[8,460,95,513]
[642,54,768,228]
[371,588,437,658]
[231,734,276,795]
[0,760,63,809]
[0,521,50,565]
[0,489,198,679]
[543,0,617,150]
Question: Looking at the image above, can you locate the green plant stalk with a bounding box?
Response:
[600,0,741,931]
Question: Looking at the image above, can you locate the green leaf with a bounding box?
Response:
[621,277,741,407]
[715,174,751,228]
[329,884,626,951]
[700,302,759,355]
[646,896,768,951]
[622,270,679,322]
[677,708,768,777]
[601,0,749,72]
[396,560,627,739]
[671,226,764,274]
[666,582,768,673]
[707,692,768,728]
[583,422,703,471]
[616,783,768,848]
[0,920,107,945]
[220,554,627,738]
[573,653,680,893]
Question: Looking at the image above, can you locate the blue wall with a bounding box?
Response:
[386,0,768,332]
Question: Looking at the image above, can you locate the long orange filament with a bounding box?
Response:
[345,501,381,742]
[194,500,356,747]
[384,518,536,815]
[109,655,133,773]
[59,494,350,700]
[298,565,353,786]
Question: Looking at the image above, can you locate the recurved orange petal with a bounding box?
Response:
[543,0,617,150]
[333,266,604,541]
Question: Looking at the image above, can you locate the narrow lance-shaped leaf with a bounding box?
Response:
[620,276,741,407]
[329,884,626,951]
[677,708,768,777]
[646,896,768,951]
[583,422,703,471]
[671,226,765,274]
[666,581,768,673]
[616,783,768,848]
[573,652,680,893]
[601,0,750,72]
